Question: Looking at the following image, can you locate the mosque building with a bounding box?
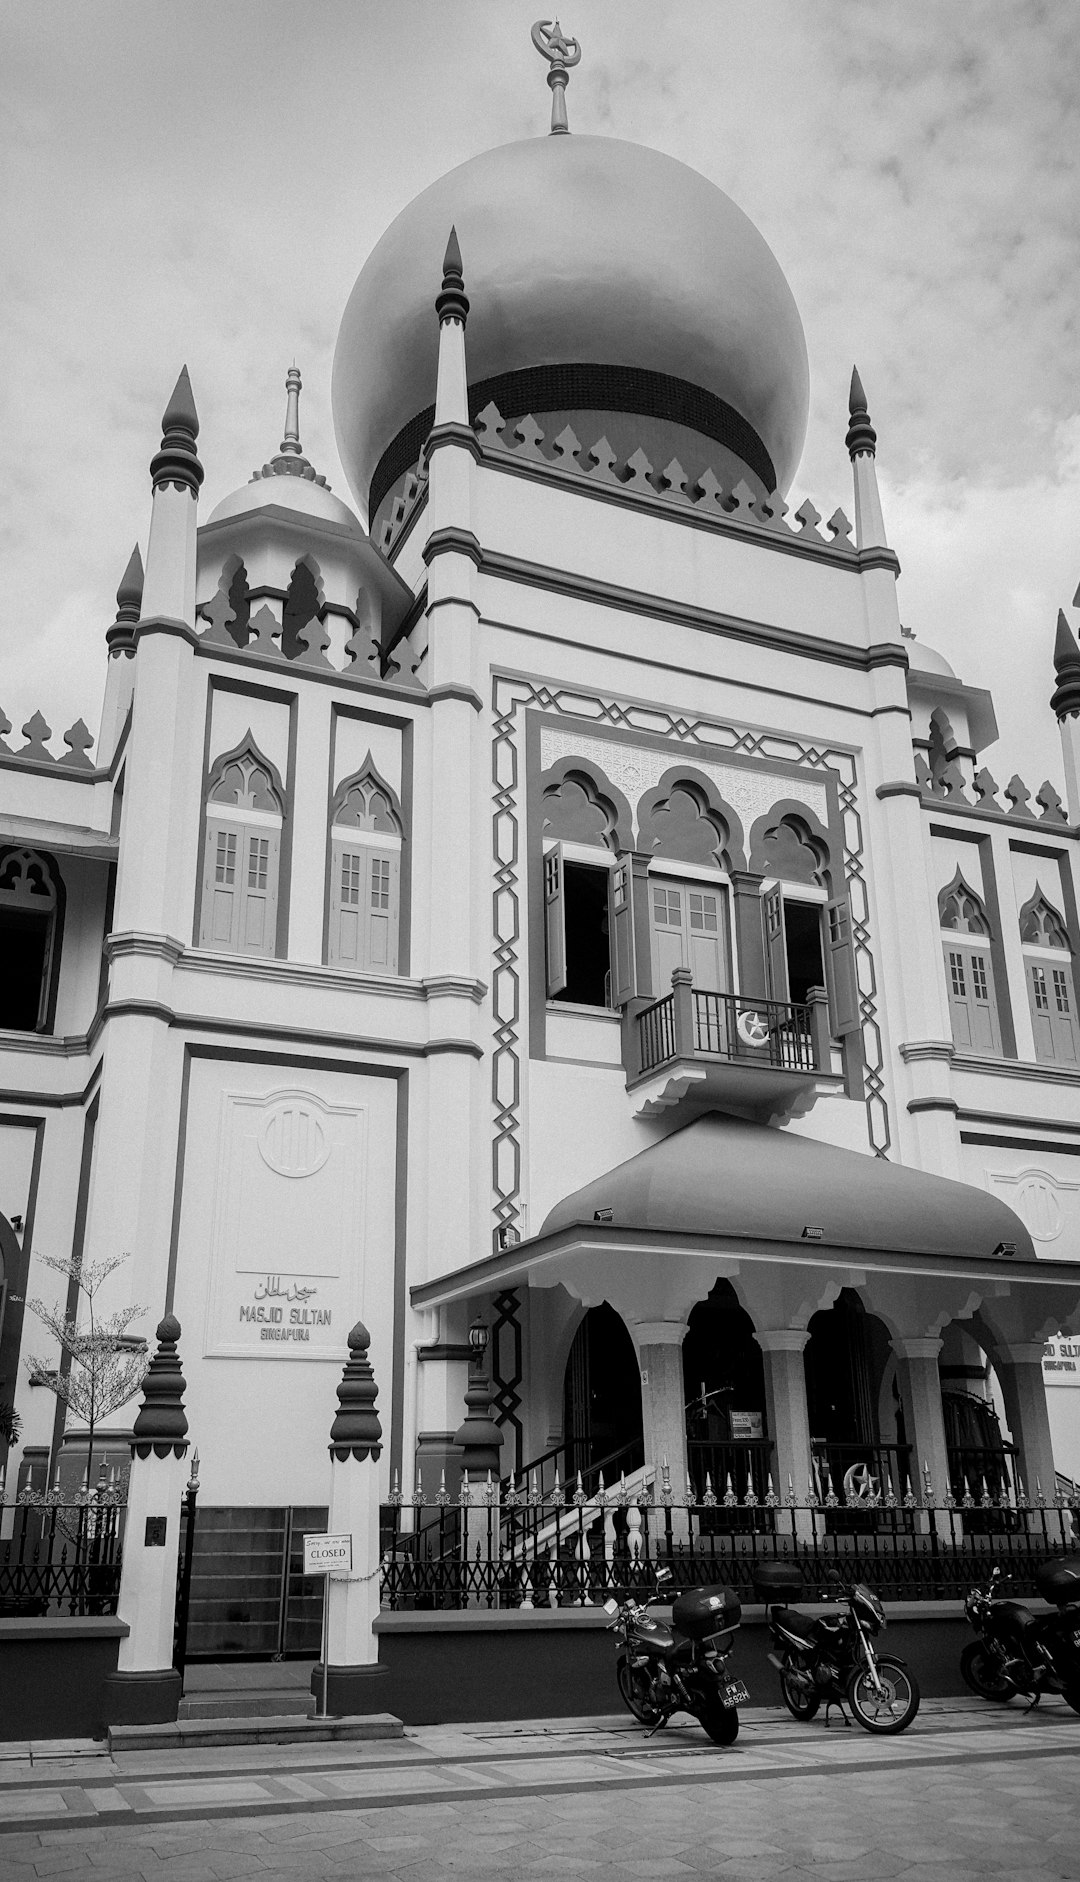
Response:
[2,23,1080,1646]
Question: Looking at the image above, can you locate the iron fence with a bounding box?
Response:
[378,1487,1079,1612]
[693,991,815,1071]
[0,1496,124,1617]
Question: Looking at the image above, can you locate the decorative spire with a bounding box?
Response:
[106,544,144,657]
[1051,609,1080,722]
[531,18,581,134]
[329,1320,383,1462]
[435,227,469,327]
[845,366,877,460]
[150,367,204,497]
[250,366,330,488]
[131,1315,189,1458]
[280,365,302,455]
[453,1359,503,1478]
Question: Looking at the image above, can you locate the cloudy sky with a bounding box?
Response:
[3,0,1078,791]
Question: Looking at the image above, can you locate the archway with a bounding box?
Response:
[938,1320,1016,1502]
[562,1304,643,1486]
[683,1281,768,1499]
[804,1290,903,1498]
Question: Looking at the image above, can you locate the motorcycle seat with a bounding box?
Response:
[994,1599,1041,1643]
[772,1606,816,1647]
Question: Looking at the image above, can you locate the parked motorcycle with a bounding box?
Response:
[961,1557,1080,1712]
[755,1560,920,1734]
[604,1567,748,1745]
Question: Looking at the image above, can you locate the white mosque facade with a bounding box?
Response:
[3,50,1080,1638]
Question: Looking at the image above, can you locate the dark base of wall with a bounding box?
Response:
[373,1612,975,1726]
[101,1668,182,1728]
[310,1662,392,1716]
[0,1619,128,1740]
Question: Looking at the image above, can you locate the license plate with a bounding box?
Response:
[721,1681,749,1707]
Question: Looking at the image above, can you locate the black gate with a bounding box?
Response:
[175,1504,328,1659]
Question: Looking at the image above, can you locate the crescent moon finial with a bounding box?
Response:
[531,18,581,134]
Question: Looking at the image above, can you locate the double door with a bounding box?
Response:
[650,878,727,994]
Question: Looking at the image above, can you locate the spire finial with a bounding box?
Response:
[435,225,470,327]
[845,365,877,460]
[280,365,302,456]
[150,366,204,497]
[106,542,144,656]
[1051,608,1080,722]
[531,18,581,134]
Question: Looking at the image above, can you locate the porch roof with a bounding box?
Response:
[411,1112,1074,1311]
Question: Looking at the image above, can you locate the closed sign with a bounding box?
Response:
[303,1533,352,1575]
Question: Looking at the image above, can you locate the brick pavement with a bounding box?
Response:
[0,1699,1076,1880]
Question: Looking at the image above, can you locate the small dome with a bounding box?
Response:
[208,470,359,531]
[906,639,956,680]
[333,134,809,526]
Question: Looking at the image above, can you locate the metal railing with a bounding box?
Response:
[811,1441,914,1506]
[0,1496,124,1617]
[686,1439,775,1504]
[500,1438,645,1507]
[378,1487,1079,1612]
[636,982,819,1078]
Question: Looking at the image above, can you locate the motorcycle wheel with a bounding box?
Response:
[779,1666,820,1721]
[960,1641,1018,1704]
[616,1654,664,1726]
[846,1655,920,1735]
[698,1703,739,1746]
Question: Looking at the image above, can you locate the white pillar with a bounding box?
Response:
[632,1321,689,1502]
[317,1320,392,1717]
[103,1317,190,1727]
[758,1329,813,1527]
[996,1342,1059,1504]
[892,1335,953,1535]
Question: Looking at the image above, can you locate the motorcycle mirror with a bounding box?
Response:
[655,1567,673,1584]
[602,1598,619,1616]
[825,1568,843,1585]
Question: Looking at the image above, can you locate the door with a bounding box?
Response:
[945,943,1001,1054]
[650,879,726,993]
[1027,958,1078,1064]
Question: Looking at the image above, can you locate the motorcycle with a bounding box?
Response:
[961,1556,1080,1712]
[755,1560,920,1734]
[603,1567,748,1745]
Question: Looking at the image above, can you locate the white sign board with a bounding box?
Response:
[303,1533,353,1576]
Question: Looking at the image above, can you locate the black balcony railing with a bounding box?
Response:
[811,1441,915,1506]
[635,978,822,1079]
[687,1439,775,1504]
[0,1497,124,1617]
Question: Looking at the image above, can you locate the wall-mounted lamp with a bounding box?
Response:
[469,1317,489,1364]
[801,1226,824,1242]
[992,1241,1017,1258]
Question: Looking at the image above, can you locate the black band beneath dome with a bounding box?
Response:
[369,362,777,522]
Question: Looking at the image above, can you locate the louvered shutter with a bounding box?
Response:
[365,851,400,971]
[609,859,636,1006]
[544,846,567,997]
[761,885,788,1004]
[825,893,860,1036]
[201,821,241,951]
[239,828,279,956]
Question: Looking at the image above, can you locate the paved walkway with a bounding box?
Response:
[0,1697,1076,1878]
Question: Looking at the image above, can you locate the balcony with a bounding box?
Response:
[626,969,837,1120]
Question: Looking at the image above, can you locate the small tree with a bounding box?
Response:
[22,1252,148,1492]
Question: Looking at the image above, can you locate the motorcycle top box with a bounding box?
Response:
[671,1584,741,1638]
[752,1561,804,1603]
[1034,1556,1080,1608]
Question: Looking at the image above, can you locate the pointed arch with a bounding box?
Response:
[327,755,405,973]
[1019,884,1070,950]
[206,733,286,815]
[330,755,404,835]
[938,869,991,936]
[281,555,326,662]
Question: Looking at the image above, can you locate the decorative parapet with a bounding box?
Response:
[193,582,426,692]
[379,400,861,565]
[0,708,96,772]
[913,757,1071,832]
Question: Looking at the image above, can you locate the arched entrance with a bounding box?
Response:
[804,1290,907,1499]
[683,1281,768,1499]
[562,1304,643,1486]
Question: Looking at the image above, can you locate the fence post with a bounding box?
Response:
[671,968,695,1058]
[172,1452,200,1692]
[806,986,832,1071]
[101,1315,191,1729]
[312,1320,391,1717]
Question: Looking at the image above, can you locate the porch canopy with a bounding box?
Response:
[412,1114,1080,1342]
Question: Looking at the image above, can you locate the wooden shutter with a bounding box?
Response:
[201,821,241,951]
[365,851,400,971]
[239,828,279,956]
[544,846,567,997]
[651,879,684,992]
[1027,958,1078,1064]
[825,893,860,1036]
[330,844,363,966]
[609,859,636,1007]
[761,885,788,1004]
[967,947,1000,1054]
[687,887,725,993]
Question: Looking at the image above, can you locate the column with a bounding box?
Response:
[892,1336,952,1533]
[102,1317,191,1727]
[996,1342,1059,1505]
[317,1320,391,1717]
[632,1322,689,1502]
[757,1329,813,1517]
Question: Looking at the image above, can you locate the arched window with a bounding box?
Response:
[198,738,284,957]
[327,760,403,973]
[1019,887,1077,1064]
[0,848,63,1032]
[938,870,1000,1055]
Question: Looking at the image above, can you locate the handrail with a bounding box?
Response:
[636,983,819,1076]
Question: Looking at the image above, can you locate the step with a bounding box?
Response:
[179,1690,315,1720]
[108,1712,404,1753]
